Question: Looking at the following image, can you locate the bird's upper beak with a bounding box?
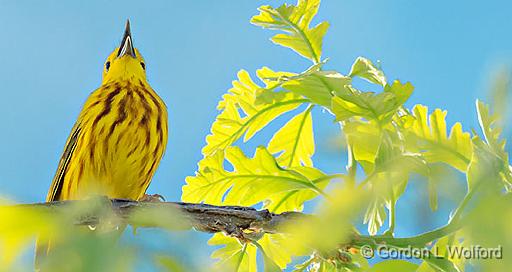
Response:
[117,20,136,58]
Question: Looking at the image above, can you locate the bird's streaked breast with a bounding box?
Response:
[58,79,168,200]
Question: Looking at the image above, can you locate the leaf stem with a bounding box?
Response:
[449,178,482,224]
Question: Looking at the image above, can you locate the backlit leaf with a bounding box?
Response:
[282,70,351,107]
[467,136,505,191]
[476,100,508,162]
[209,233,293,271]
[209,234,257,272]
[264,167,333,213]
[254,237,291,271]
[183,146,329,208]
[331,82,410,124]
[203,69,306,157]
[349,57,387,86]
[268,106,315,167]
[343,120,381,172]
[363,139,428,235]
[384,80,414,105]
[404,105,472,172]
[363,197,386,236]
[475,100,512,188]
[251,0,329,63]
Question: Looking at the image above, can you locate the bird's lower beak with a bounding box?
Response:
[117,20,136,58]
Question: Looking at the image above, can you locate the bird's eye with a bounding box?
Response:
[105,61,111,71]
[140,62,145,70]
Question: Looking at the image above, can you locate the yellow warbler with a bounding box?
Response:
[35,20,168,266]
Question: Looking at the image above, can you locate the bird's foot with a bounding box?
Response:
[140,193,166,202]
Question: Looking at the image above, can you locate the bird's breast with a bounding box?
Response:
[71,80,168,199]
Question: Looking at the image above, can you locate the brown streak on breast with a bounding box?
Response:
[146,157,158,178]
[91,87,121,130]
[108,93,129,138]
[77,161,85,182]
[126,145,138,158]
[89,141,96,161]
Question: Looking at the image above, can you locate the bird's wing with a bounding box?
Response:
[46,122,82,201]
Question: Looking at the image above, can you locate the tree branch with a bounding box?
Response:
[10,198,462,247]
[14,199,309,238]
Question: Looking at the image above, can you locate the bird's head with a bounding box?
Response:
[102,20,147,83]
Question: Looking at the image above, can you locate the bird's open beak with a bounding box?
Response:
[117,20,136,58]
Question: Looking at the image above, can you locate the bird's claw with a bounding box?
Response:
[140,193,166,202]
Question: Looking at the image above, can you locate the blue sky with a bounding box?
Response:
[0,0,511,269]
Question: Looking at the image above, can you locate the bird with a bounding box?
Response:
[35,20,168,267]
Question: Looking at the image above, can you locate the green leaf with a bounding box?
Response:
[268,106,315,167]
[474,100,512,188]
[349,57,387,86]
[364,196,386,235]
[282,70,352,106]
[252,239,287,272]
[251,0,329,63]
[363,138,428,235]
[203,69,306,157]
[467,136,505,191]
[420,256,460,272]
[154,255,190,272]
[0,204,61,268]
[1,199,136,271]
[416,236,465,272]
[255,67,299,104]
[373,140,428,178]
[262,254,281,272]
[331,86,405,123]
[404,105,472,172]
[293,256,315,272]
[282,186,368,252]
[384,80,414,105]
[316,261,340,272]
[183,146,328,207]
[488,69,511,125]
[476,100,508,162]
[209,234,257,272]
[209,233,293,271]
[464,194,512,271]
[343,120,382,172]
[264,167,334,213]
[425,165,453,212]
[368,260,418,272]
